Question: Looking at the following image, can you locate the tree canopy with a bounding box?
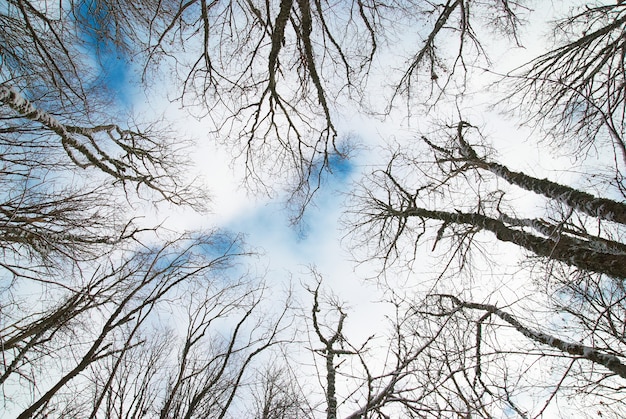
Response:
[1,0,625,418]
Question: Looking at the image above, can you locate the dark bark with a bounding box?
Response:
[310,282,354,419]
[485,161,626,225]
[453,122,626,225]
[400,206,626,279]
[443,295,626,380]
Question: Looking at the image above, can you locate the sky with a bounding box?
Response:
[65,1,619,416]
[5,1,625,417]
[76,0,137,108]
[135,0,548,371]
[158,103,388,342]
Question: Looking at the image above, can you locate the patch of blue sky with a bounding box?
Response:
[223,152,358,275]
[191,230,249,262]
[137,230,245,276]
[324,150,354,182]
[502,406,520,418]
[74,1,136,109]
[293,148,358,235]
[226,201,301,255]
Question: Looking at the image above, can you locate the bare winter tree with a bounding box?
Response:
[0,2,288,418]
[357,121,626,275]
[303,275,473,419]
[349,113,626,414]
[7,0,626,418]
[349,2,626,410]
[1,0,529,226]
[3,232,294,419]
[504,2,626,172]
[422,291,626,417]
[307,279,356,419]
[246,363,312,419]
[64,0,525,217]
[0,0,206,283]
[154,279,294,419]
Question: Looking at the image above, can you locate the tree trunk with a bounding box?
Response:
[402,207,626,279]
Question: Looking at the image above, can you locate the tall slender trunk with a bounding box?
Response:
[401,207,626,279]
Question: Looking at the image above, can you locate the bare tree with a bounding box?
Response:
[307,279,356,419]
[351,82,626,417]
[79,0,525,215]
[155,280,293,419]
[0,3,305,418]
[344,4,626,414]
[353,119,626,277]
[406,289,626,418]
[302,268,626,416]
[0,0,207,281]
[2,232,295,419]
[9,0,626,417]
[2,0,530,225]
[304,275,466,419]
[247,363,312,419]
[504,2,626,171]
[1,6,214,415]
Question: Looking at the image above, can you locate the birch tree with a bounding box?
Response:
[1,3,286,417]
[304,277,462,418]
[3,0,527,214]
[3,233,294,419]
[505,1,626,171]
[0,0,205,281]
[349,3,626,415]
[96,0,524,214]
[6,0,625,417]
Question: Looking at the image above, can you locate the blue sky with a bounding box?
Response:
[222,152,357,271]
[75,2,615,415]
[76,1,136,108]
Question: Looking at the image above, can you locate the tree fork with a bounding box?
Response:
[454,123,626,225]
